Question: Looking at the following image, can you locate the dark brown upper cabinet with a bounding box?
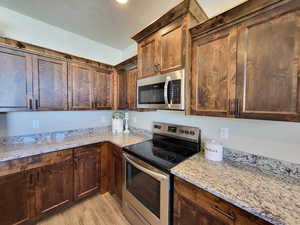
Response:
[191,26,237,117]
[117,70,128,109]
[68,63,94,110]
[159,18,185,73]
[133,0,208,80]
[0,47,33,112]
[127,67,138,110]
[236,2,300,122]
[93,69,113,109]
[32,55,68,111]
[190,0,300,122]
[115,55,138,110]
[138,34,159,79]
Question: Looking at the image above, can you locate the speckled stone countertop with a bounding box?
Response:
[171,153,300,225]
[0,130,151,162]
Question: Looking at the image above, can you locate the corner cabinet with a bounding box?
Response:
[190,0,300,122]
[93,69,113,109]
[174,177,272,225]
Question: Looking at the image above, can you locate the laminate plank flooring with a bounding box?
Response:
[37,193,131,225]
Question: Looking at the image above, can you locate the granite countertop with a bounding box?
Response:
[171,153,300,225]
[0,130,151,162]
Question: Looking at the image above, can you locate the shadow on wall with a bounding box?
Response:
[0,113,8,137]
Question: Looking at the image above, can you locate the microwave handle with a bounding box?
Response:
[164,77,170,105]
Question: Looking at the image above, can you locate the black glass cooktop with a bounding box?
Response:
[123,134,200,172]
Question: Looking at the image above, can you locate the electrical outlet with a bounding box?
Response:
[101,116,106,123]
[220,128,229,140]
[32,120,40,129]
[133,117,137,123]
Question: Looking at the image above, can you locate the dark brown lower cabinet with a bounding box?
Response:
[174,177,272,225]
[110,144,123,201]
[74,145,101,200]
[0,171,34,225]
[35,158,74,218]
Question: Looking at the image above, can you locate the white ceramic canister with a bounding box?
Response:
[204,139,223,162]
[112,119,124,134]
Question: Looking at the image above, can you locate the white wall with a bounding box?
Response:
[129,111,300,164]
[0,6,122,65]
[0,111,114,137]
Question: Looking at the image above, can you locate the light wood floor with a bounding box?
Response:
[38,193,131,225]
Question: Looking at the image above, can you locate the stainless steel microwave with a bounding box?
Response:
[137,70,185,110]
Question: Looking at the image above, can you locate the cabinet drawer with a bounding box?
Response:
[174,177,271,225]
[0,149,73,177]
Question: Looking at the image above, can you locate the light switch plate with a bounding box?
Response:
[220,128,229,140]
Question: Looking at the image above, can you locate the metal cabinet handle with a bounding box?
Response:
[29,99,33,110]
[35,99,39,110]
[235,99,241,116]
[211,205,235,221]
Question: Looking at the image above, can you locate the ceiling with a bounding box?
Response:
[0,0,247,50]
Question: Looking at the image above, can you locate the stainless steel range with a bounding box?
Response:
[123,122,201,225]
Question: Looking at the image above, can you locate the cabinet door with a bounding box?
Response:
[138,34,159,78]
[236,4,300,121]
[74,145,100,200]
[0,171,34,225]
[111,146,123,201]
[0,47,33,112]
[174,192,230,225]
[127,68,138,110]
[93,70,112,109]
[191,27,237,117]
[159,19,184,73]
[68,63,94,110]
[117,70,128,109]
[33,55,68,111]
[36,159,74,217]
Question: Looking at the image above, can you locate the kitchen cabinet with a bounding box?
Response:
[68,63,94,110]
[74,145,101,200]
[159,18,185,73]
[0,171,34,225]
[133,0,207,80]
[36,155,74,218]
[127,67,138,110]
[117,70,128,109]
[93,69,113,109]
[0,46,33,112]
[174,177,271,225]
[236,3,300,121]
[138,33,159,79]
[109,144,123,201]
[32,55,68,111]
[191,26,237,117]
[190,0,300,122]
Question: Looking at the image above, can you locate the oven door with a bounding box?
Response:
[137,70,185,110]
[123,153,170,225]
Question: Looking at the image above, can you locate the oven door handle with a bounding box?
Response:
[123,153,168,181]
[164,77,170,107]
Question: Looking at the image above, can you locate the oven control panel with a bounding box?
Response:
[153,122,200,143]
